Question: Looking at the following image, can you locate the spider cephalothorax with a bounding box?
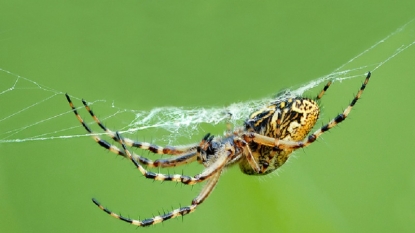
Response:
[66,71,370,227]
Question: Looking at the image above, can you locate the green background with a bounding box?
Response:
[1,1,415,232]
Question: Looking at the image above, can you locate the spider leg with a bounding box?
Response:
[244,71,371,149]
[315,80,333,100]
[233,137,260,173]
[224,112,234,137]
[116,131,233,185]
[65,94,198,168]
[92,171,221,227]
[80,99,198,155]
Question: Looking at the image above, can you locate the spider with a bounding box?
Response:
[65,71,371,227]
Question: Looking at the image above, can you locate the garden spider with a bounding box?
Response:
[65,71,371,227]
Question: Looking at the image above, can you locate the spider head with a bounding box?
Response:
[205,140,221,157]
[198,136,240,167]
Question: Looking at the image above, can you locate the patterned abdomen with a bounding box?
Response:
[240,97,320,175]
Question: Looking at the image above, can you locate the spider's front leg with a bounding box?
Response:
[65,93,199,168]
[81,98,199,154]
[92,136,229,227]
[115,132,232,185]
[93,170,222,227]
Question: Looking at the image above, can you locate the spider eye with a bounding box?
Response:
[206,141,220,155]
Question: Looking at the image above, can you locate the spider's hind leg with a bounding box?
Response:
[243,71,371,150]
[282,71,371,149]
[316,79,333,100]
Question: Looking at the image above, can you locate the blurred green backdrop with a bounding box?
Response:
[1,1,415,233]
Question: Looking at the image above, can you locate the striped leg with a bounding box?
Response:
[245,71,371,150]
[65,94,198,168]
[233,137,260,173]
[81,98,198,155]
[116,132,232,185]
[92,171,222,227]
[315,80,333,100]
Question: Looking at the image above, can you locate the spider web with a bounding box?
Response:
[1,19,414,145]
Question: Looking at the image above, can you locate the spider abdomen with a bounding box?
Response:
[240,97,320,175]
